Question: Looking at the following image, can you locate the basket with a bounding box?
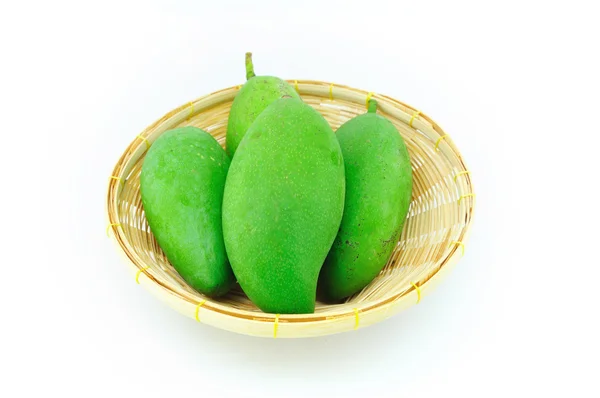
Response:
[106,80,475,338]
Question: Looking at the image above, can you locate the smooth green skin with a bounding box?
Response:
[226,54,300,156]
[222,98,345,314]
[318,101,413,302]
[140,126,235,297]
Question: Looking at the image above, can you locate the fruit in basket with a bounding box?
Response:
[226,52,300,156]
[222,97,345,314]
[318,99,413,302]
[140,126,235,297]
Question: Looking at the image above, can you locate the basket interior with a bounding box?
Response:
[108,82,473,320]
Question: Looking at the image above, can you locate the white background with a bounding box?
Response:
[1,0,598,396]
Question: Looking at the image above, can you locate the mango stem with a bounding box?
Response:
[367,99,378,113]
[245,52,255,80]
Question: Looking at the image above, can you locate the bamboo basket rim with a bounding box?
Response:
[106,80,475,336]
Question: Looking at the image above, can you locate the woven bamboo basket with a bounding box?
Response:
[106,80,475,338]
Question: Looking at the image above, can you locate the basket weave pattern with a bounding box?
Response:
[106,81,475,338]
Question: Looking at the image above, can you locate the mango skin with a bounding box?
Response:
[140,126,235,297]
[226,76,300,156]
[222,98,345,314]
[318,110,413,302]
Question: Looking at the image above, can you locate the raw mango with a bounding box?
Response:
[140,126,235,297]
[222,98,345,314]
[319,100,413,302]
[226,52,300,156]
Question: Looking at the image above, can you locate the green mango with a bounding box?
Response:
[226,52,300,156]
[318,100,413,302]
[222,98,345,314]
[140,126,234,297]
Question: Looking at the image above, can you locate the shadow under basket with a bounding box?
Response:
[106,80,475,338]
